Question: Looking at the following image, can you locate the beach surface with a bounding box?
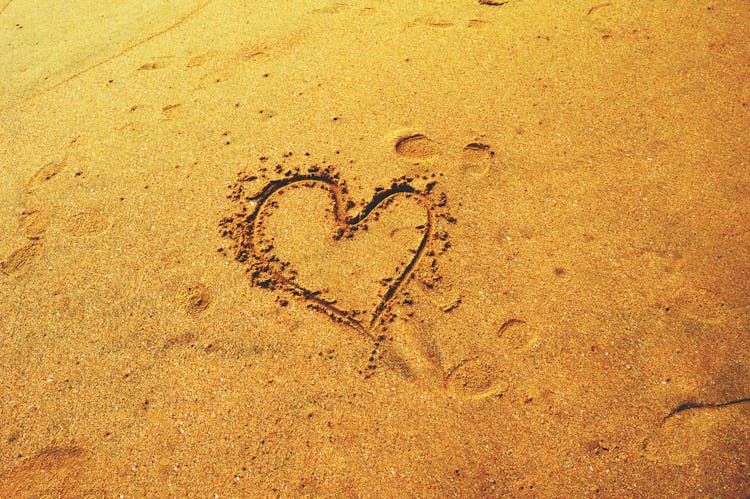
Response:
[1,0,749,496]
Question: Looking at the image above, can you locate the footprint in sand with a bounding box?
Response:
[375,284,526,400]
[381,317,445,389]
[179,282,212,315]
[0,444,94,497]
[406,17,455,29]
[445,318,533,401]
[160,248,184,269]
[64,212,110,237]
[11,139,96,276]
[460,141,496,178]
[136,56,174,71]
[0,240,41,277]
[26,158,67,193]
[311,3,349,15]
[446,359,510,401]
[17,207,49,240]
[467,19,491,28]
[2,205,50,276]
[391,131,441,162]
[186,52,210,68]
[161,103,183,120]
[7,161,63,276]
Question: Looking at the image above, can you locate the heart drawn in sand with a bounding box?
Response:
[223,170,443,336]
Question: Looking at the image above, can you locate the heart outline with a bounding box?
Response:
[242,174,434,337]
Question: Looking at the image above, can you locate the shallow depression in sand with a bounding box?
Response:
[393,133,439,160]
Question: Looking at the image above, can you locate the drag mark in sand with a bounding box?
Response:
[25,0,217,102]
[663,397,750,423]
[645,395,750,465]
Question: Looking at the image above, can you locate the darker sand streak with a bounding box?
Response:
[0,0,13,15]
[587,2,613,15]
[663,397,750,423]
[24,0,216,102]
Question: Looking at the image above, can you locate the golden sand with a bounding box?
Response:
[1,0,749,496]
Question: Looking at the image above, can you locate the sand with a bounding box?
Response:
[1,0,749,496]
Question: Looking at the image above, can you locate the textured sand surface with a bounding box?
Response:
[1,0,749,496]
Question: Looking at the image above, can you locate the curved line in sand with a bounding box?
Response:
[247,176,433,338]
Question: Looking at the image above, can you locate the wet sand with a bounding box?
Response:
[1,0,749,496]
